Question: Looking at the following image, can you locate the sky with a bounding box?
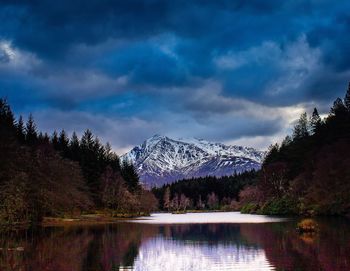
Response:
[1,0,350,154]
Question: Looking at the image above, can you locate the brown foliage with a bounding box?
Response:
[302,140,350,214]
[239,185,263,205]
[260,162,288,199]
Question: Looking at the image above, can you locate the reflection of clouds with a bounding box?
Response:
[129,212,286,224]
[132,237,273,271]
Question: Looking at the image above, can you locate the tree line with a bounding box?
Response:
[0,99,157,225]
[240,83,350,215]
[152,171,258,212]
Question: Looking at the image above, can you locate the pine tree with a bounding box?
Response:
[81,129,94,151]
[25,113,38,145]
[42,132,50,143]
[105,142,112,160]
[293,112,309,140]
[330,97,347,116]
[80,129,100,203]
[37,132,50,144]
[344,82,350,110]
[310,108,322,134]
[0,99,16,147]
[93,136,104,160]
[281,135,292,148]
[121,159,140,193]
[51,131,59,149]
[58,130,69,153]
[69,131,80,160]
[263,144,280,165]
[104,142,120,171]
[0,98,15,130]
[16,115,26,143]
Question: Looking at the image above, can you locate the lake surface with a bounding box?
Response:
[0,212,349,271]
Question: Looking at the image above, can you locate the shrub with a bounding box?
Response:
[241,203,258,214]
[297,219,318,233]
[260,196,297,215]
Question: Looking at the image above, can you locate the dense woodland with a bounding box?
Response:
[0,99,157,225]
[154,83,350,216]
[240,83,350,216]
[153,171,258,211]
[1,83,349,225]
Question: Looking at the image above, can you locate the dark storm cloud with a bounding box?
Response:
[0,1,321,60]
[1,0,350,150]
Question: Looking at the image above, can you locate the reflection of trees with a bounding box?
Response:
[0,223,158,271]
[160,223,257,248]
[0,227,93,271]
[1,220,350,271]
[83,223,157,270]
[240,219,350,271]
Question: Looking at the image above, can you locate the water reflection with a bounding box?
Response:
[0,217,349,271]
[134,236,272,271]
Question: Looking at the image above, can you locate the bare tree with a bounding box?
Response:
[170,194,179,211]
[163,187,171,211]
[179,194,190,211]
[138,190,158,214]
[207,192,218,210]
[196,195,205,210]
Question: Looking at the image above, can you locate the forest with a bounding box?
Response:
[239,83,350,216]
[0,99,157,226]
[1,82,349,226]
[152,171,258,212]
[154,83,350,216]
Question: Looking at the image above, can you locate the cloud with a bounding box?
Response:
[1,0,350,151]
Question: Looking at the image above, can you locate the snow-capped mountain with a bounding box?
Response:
[121,135,265,187]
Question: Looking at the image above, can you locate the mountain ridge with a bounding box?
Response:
[121,135,265,187]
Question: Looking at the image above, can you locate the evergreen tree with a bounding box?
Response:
[281,135,292,148]
[330,97,347,116]
[263,144,280,165]
[81,129,94,150]
[16,115,26,143]
[93,136,104,161]
[121,160,140,193]
[310,108,322,134]
[105,142,113,160]
[25,113,38,145]
[0,98,15,130]
[344,82,350,111]
[69,131,80,160]
[104,142,121,172]
[58,130,69,153]
[0,99,17,186]
[40,132,50,144]
[51,131,59,149]
[80,129,101,203]
[293,112,309,140]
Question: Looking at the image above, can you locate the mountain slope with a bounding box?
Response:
[121,135,265,187]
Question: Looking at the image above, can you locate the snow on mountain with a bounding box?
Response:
[121,135,265,187]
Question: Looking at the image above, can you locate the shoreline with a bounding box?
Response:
[2,210,349,229]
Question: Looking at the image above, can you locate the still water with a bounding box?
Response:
[0,212,349,271]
